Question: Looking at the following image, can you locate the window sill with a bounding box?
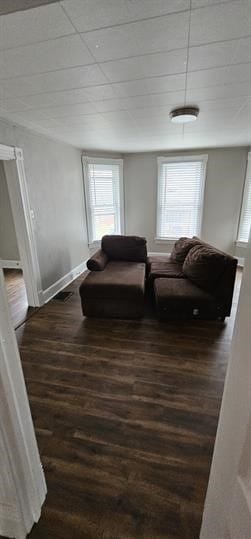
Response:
[155,237,177,244]
[235,241,248,248]
[88,240,100,247]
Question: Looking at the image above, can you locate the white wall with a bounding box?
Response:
[0,160,19,261]
[123,147,248,254]
[0,118,89,291]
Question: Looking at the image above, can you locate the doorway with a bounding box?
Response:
[0,158,32,328]
[3,268,39,328]
[0,144,42,314]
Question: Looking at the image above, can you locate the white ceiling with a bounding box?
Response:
[0,0,251,152]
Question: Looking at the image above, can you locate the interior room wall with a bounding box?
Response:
[0,118,89,291]
[123,147,248,255]
[0,160,19,262]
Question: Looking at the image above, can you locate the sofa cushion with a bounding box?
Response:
[170,237,201,264]
[183,244,227,292]
[87,249,108,271]
[79,261,145,300]
[155,277,214,302]
[154,277,215,320]
[101,235,147,262]
[147,255,185,282]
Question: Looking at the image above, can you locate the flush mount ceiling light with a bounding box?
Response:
[170,106,199,124]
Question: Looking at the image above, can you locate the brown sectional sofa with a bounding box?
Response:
[79,234,237,321]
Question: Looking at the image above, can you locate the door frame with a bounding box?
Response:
[0,267,46,537]
[0,143,42,307]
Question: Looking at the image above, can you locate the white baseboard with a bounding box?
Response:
[237,257,245,267]
[43,260,87,304]
[0,259,21,269]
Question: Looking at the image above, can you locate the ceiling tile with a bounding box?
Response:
[112,73,186,97]
[100,109,137,127]
[82,12,189,62]
[235,128,251,145]
[182,131,237,148]
[94,98,128,112]
[62,0,189,32]
[100,49,187,83]
[188,41,238,71]
[0,65,107,98]
[234,37,251,64]
[187,63,251,90]
[35,102,98,118]
[61,0,131,31]
[11,109,49,121]
[130,104,174,118]
[17,89,89,109]
[0,4,74,50]
[54,113,107,128]
[230,99,251,128]
[82,84,118,101]
[187,66,228,90]
[197,96,245,112]
[0,35,94,79]
[135,115,183,131]
[19,85,116,109]
[125,90,186,109]
[126,0,189,20]
[184,109,236,132]
[0,98,31,111]
[186,82,251,102]
[28,118,62,128]
[190,1,251,45]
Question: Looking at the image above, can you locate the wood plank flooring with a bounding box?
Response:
[3,268,37,329]
[12,271,241,538]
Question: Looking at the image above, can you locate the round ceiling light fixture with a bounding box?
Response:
[170,106,199,124]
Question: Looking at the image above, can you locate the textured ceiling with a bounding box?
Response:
[0,0,250,152]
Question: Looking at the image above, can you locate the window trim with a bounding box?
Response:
[237,152,251,245]
[156,154,208,242]
[82,156,124,246]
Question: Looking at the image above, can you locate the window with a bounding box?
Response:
[156,155,207,240]
[238,152,251,244]
[83,157,124,244]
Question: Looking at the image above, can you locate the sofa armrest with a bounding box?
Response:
[87,249,108,271]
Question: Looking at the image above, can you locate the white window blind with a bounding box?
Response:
[83,157,124,244]
[156,155,207,240]
[238,153,251,243]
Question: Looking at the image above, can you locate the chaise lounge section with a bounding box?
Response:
[79,235,147,319]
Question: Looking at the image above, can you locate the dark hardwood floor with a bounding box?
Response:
[4,268,37,329]
[12,270,241,539]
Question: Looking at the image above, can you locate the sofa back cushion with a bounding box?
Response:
[170,236,201,264]
[183,244,227,292]
[101,234,147,262]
